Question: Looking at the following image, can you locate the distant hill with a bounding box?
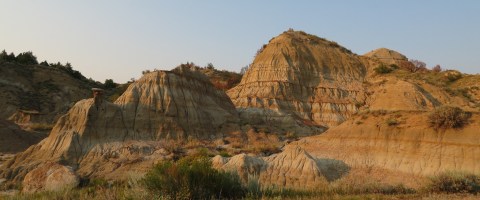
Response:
[0,50,105,123]
[165,63,242,91]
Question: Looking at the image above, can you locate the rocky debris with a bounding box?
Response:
[227,30,367,128]
[22,162,79,193]
[0,119,44,153]
[214,146,348,190]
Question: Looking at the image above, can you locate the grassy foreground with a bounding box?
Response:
[2,155,480,200]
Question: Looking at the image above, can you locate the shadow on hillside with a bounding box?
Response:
[316,158,350,182]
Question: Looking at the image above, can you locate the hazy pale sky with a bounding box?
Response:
[1,1,479,83]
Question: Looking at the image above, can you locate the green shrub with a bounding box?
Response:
[374,64,393,74]
[445,71,463,82]
[427,171,480,194]
[386,118,399,126]
[218,150,231,157]
[142,156,245,199]
[428,106,471,129]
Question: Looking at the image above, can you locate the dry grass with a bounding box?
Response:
[3,165,480,199]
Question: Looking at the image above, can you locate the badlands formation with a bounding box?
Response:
[1,30,479,192]
[227,31,367,128]
[0,66,241,191]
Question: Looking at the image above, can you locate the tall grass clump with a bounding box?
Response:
[142,155,245,199]
[427,171,480,194]
[428,106,471,130]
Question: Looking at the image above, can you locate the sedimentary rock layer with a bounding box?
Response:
[227,30,367,127]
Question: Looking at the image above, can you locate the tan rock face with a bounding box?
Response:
[0,66,240,185]
[364,48,408,65]
[214,146,348,190]
[22,162,79,193]
[115,67,239,140]
[227,30,367,127]
[367,77,442,111]
[296,112,480,176]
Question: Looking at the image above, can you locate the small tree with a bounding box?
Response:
[0,50,7,63]
[407,59,427,72]
[16,51,38,65]
[39,60,49,66]
[206,63,214,70]
[0,50,16,63]
[104,79,117,89]
[432,64,442,72]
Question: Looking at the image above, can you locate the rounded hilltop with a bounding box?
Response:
[364,47,410,67]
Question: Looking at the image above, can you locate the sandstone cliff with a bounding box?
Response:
[227,30,367,128]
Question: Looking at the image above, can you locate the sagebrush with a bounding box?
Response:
[428,106,471,129]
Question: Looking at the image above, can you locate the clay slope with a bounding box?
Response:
[366,76,473,111]
[115,66,239,140]
[214,145,348,190]
[227,30,367,127]
[0,62,99,123]
[296,111,480,176]
[0,66,240,183]
[0,119,44,154]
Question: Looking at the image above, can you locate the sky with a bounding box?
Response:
[1,1,479,83]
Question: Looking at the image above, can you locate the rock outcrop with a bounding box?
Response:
[115,66,239,140]
[227,30,367,128]
[296,112,480,176]
[364,48,413,69]
[0,66,240,186]
[22,162,79,193]
[364,48,406,63]
[214,146,348,190]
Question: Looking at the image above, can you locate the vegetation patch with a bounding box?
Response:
[374,64,394,74]
[386,118,399,126]
[142,155,245,199]
[428,106,471,130]
[427,171,480,194]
